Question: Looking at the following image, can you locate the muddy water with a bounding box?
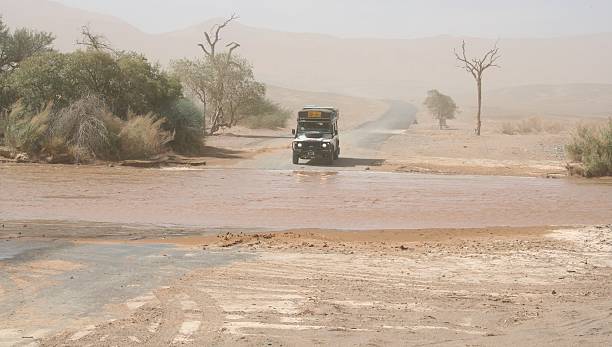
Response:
[1,164,611,230]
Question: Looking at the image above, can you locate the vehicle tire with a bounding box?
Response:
[326,153,334,166]
[292,152,300,164]
[334,148,340,160]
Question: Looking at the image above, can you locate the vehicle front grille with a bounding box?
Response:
[302,141,321,150]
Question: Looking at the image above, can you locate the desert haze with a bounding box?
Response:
[1,1,611,346]
[1,0,612,117]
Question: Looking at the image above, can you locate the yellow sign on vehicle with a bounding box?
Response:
[307,111,322,118]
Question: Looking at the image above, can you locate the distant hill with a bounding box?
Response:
[2,0,612,117]
[481,84,612,119]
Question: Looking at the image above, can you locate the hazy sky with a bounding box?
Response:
[55,0,612,38]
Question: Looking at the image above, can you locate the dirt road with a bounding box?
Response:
[0,237,246,346]
[223,100,416,170]
[1,224,611,346]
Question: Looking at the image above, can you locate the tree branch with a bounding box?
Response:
[197,43,210,56]
[198,14,240,58]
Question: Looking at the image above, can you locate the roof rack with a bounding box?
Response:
[302,106,339,113]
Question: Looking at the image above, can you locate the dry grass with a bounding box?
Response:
[3,97,182,162]
[240,102,291,129]
[119,114,174,160]
[4,102,52,155]
[500,117,565,135]
[50,96,115,162]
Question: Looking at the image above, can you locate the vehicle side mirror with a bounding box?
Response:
[292,129,296,136]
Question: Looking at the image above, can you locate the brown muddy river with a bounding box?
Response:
[1,164,611,230]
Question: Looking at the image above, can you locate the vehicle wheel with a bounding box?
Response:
[326,153,334,165]
[334,148,340,160]
[292,152,299,164]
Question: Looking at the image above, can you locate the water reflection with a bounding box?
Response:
[292,170,339,184]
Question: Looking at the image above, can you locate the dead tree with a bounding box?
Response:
[77,25,115,53]
[454,40,501,136]
[197,15,240,134]
[198,14,239,59]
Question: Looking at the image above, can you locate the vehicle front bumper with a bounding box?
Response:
[293,148,333,159]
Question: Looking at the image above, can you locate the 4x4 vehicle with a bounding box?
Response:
[291,106,340,165]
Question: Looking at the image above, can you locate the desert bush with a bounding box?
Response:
[0,110,7,141]
[11,50,182,119]
[240,110,291,129]
[566,119,612,177]
[516,117,542,134]
[543,121,564,134]
[239,97,291,129]
[500,122,517,135]
[500,117,564,135]
[118,114,173,159]
[161,98,204,154]
[4,102,51,154]
[49,95,117,162]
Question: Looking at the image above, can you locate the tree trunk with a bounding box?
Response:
[476,78,482,136]
[439,118,447,130]
[200,95,207,136]
[209,105,225,135]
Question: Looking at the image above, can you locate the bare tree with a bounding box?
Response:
[77,25,114,53]
[454,40,501,135]
[198,14,239,59]
[195,14,243,134]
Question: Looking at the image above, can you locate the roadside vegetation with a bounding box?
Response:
[171,15,289,135]
[0,16,287,163]
[500,117,564,135]
[423,89,458,129]
[566,119,612,177]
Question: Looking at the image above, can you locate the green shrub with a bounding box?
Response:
[0,111,7,142]
[119,114,173,159]
[161,98,204,154]
[566,119,612,177]
[4,102,51,154]
[11,50,182,119]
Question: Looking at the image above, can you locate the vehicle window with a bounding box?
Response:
[299,122,332,133]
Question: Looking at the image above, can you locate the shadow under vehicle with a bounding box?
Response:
[291,106,340,165]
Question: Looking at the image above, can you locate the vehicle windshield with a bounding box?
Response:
[298,121,333,137]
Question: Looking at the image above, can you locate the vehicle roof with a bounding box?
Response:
[298,109,339,121]
[301,106,338,112]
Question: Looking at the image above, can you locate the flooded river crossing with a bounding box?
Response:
[1,164,610,230]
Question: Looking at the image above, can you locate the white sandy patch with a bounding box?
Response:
[172,321,201,344]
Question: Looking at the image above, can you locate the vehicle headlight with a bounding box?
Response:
[322,143,328,149]
[297,142,303,148]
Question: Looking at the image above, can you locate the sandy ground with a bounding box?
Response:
[1,224,609,346]
[377,115,572,177]
[200,99,589,177]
